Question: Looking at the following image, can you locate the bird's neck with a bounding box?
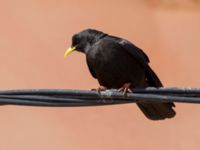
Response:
[82,34,107,54]
[83,44,92,54]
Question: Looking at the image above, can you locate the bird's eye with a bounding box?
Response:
[72,35,80,46]
[75,38,80,44]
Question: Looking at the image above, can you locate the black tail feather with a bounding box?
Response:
[136,65,176,120]
[137,103,176,120]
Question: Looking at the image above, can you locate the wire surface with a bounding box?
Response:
[0,87,199,106]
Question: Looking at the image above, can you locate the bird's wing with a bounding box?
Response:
[112,38,175,119]
[118,39,150,63]
[108,37,162,87]
[105,36,150,63]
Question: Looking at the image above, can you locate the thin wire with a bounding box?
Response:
[0,87,200,106]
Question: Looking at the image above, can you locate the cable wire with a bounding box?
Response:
[0,87,199,106]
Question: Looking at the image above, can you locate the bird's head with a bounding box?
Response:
[64,29,107,58]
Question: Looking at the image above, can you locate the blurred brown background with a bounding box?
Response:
[0,0,200,149]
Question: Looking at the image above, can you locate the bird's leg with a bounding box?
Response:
[97,85,108,91]
[118,83,132,94]
[92,85,108,96]
[92,85,108,91]
[91,85,109,103]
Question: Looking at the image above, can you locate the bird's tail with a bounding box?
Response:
[137,102,176,120]
[136,65,176,120]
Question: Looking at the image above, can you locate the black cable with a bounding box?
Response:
[0,87,200,106]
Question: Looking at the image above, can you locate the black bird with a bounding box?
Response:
[64,29,176,120]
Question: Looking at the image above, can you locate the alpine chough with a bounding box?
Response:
[64,29,176,120]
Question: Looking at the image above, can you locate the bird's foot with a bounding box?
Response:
[118,83,132,94]
[92,85,108,92]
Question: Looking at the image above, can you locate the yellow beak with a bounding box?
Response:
[64,47,76,58]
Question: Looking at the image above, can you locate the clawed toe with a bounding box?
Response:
[118,83,132,94]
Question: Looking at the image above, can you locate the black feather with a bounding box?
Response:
[69,29,176,120]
